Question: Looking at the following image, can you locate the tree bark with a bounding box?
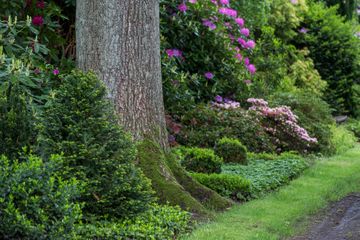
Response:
[76,0,167,148]
[76,0,231,215]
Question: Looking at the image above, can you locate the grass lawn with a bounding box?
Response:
[183,145,360,240]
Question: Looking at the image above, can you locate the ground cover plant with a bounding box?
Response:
[223,156,309,198]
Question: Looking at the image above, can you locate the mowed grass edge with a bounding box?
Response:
[182,145,360,240]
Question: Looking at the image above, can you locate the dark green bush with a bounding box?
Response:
[191,173,251,201]
[0,154,82,240]
[177,104,276,153]
[0,79,35,159]
[37,70,155,219]
[215,137,248,164]
[77,204,191,240]
[321,0,358,20]
[180,147,223,174]
[295,2,360,116]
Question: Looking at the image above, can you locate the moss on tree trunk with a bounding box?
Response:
[137,140,232,217]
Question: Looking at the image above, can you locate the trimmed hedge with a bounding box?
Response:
[180,147,223,174]
[191,173,251,201]
[215,137,248,164]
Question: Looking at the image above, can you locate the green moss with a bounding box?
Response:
[166,153,232,211]
[136,140,232,217]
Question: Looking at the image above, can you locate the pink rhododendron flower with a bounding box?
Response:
[178,3,187,12]
[220,0,230,5]
[218,7,237,17]
[290,0,298,4]
[166,49,183,58]
[247,98,318,144]
[247,64,256,74]
[203,19,216,30]
[240,28,250,37]
[235,53,243,61]
[237,38,246,47]
[244,57,250,65]
[235,18,244,27]
[188,0,197,3]
[212,97,240,109]
[246,40,256,49]
[32,16,44,26]
[53,68,60,75]
[204,72,214,79]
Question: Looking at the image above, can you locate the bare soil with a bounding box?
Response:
[292,193,360,240]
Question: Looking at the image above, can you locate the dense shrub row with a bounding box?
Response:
[191,173,251,201]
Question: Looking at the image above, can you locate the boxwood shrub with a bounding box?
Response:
[215,137,248,164]
[191,173,251,201]
[0,154,82,240]
[180,147,223,174]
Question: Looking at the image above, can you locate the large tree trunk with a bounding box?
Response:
[76,0,231,215]
[76,0,167,148]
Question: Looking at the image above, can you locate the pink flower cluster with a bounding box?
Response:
[166,49,183,58]
[212,95,240,109]
[32,1,46,26]
[247,98,318,143]
[170,0,257,76]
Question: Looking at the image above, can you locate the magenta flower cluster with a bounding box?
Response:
[166,49,183,58]
[167,0,257,79]
[247,98,318,143]
[31,1,46,26]
[212,95,240,109]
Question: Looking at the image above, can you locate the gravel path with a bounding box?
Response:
[292,193,360,240]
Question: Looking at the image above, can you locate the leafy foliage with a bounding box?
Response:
[191,173,251,201]
[37,70,155,219]
[76,204,191,240]
[160,0,256,115]
[329,125,357,154]
[0,79,35,159]
[215,137,248,164]
[346,118,360,140]
[223,157,309,198]
[177,104,276,153]
[180,147,223,174]
[295,2,360,116]
[0,154,82,240]
[321,0,358,20]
